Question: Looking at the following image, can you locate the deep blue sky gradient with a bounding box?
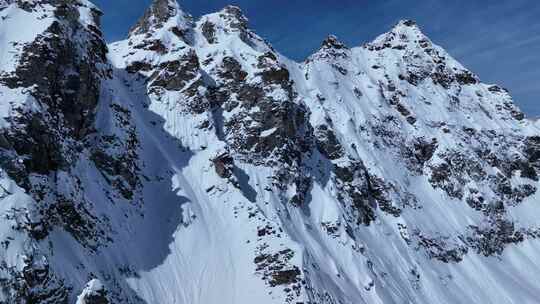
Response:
[93,0,540,117]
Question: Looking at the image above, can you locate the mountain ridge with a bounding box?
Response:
[0,0,539,303]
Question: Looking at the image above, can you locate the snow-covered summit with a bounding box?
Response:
[322,34,348,49]
[307,35,350,63]
[195,4,270,51]
[129,0,193,36]
[368,19,431,49]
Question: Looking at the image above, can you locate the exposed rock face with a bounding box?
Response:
[0,0,107,178]
[0,1,540,303]
[129,0,193,36]
[0,1,137,302]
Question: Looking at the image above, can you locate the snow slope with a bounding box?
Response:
[0,2,55,73]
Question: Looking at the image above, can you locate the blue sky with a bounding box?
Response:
[93,0,540,118]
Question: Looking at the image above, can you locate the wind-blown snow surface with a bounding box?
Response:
[1,0,540,303]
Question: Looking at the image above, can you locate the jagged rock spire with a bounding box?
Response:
[197,4,260,47]
[321,35,347,50]
[202,4,250,33]
[129,0,193,36]
[219,5,248,29]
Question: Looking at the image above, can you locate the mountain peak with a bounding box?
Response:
[129,0,193,36]
[307,35,349,62]
[388,18,426,38]
[322,35,348,50]
[221,5,244,17]
[395,19,418,28]
[195,4,260,46]
[216,5,249,30]
[366,19,433,52]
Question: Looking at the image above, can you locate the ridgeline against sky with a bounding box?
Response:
[94,0,540,117]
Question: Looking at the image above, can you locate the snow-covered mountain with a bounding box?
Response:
[1,0,539,303]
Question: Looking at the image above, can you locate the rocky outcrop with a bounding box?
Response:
[129,0,193,37]
[76,279,110,304]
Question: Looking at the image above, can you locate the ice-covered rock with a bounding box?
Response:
[76,279,109,304]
